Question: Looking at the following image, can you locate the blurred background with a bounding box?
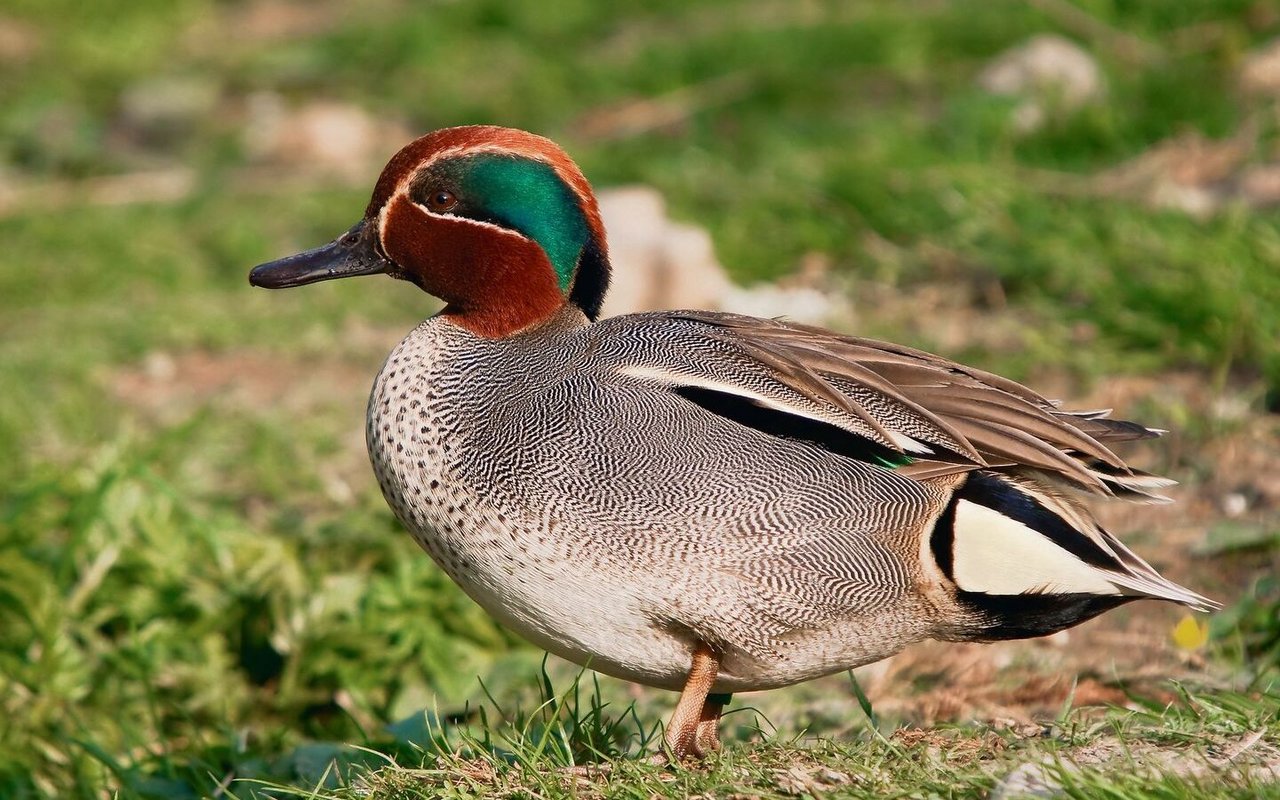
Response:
[1,0,1278,796]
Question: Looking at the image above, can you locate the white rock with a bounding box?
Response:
[242,94,410,178]
[118,76,221,142]
[991,762,1062,800]
[1222,492,1248,518]
[1240,37,1280,96]
[1239,162,1280,208]
[979,35,1105,132]
[722,284,835,322]
[1148,180,1222,219]
[597,186,731,318]
[597,185,845,325]
[142,351,177,382]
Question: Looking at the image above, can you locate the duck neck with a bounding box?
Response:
[382,194,571,338]
[567,231,610,321]
[437,245,568,339]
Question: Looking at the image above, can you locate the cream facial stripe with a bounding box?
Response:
[390,143,586,205]
[377,143,587,252]
[407,199,534,243]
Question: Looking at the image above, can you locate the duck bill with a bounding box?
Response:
[249,220,393,289]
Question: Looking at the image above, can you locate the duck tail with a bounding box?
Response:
[930,471,1217,641]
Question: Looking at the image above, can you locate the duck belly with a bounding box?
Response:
[370,435,940,693]
[390,494,935,693]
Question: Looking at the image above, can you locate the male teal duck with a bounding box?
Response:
[250,125,1214,761]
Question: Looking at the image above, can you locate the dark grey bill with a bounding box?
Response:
[249,220,392,289]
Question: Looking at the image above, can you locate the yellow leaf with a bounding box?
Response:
[1171,614,1209,651]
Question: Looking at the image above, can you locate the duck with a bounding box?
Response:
[249,125,1215,762]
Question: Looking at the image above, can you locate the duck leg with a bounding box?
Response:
[693,692,731,755]
[663,644,722,761]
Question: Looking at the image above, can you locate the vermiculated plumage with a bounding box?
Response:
[250,125,1215,761]
[364,305,1211,694]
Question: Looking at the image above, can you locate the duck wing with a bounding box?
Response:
[620,310,1173,502]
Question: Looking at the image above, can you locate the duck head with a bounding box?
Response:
[249,125,611,337]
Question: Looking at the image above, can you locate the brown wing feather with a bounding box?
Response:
[673,310,1168,499]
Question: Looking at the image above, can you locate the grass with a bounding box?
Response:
[1,0,1278,797]
[231,674,1280,799]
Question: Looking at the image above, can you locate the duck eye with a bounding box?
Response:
[426,189,457,213]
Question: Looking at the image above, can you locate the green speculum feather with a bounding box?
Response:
[456,155,588,291]
[877,452,915,469]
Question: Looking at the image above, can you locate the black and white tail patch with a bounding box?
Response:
[950,496,1120,595]
[931,472,1120,596]
[930,471,1214,639]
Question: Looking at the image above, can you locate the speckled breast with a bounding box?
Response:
[364,314,701,688]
